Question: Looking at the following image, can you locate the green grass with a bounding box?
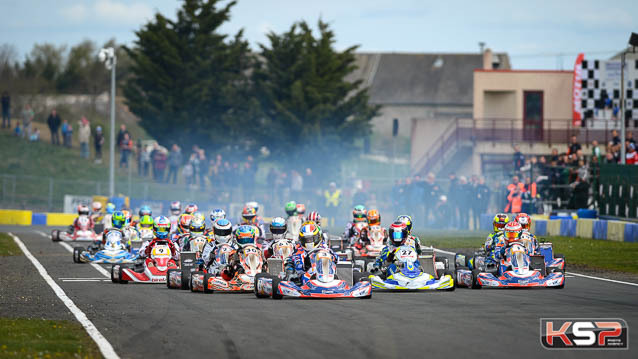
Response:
[0,318,101,358]
[416,231,638,274]
[0,233,20,256]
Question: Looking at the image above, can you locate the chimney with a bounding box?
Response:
[483,48,493,70]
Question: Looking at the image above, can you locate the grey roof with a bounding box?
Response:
[349,52,485,106]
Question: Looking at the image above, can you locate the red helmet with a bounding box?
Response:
[184,203,198,215]
[178,213,193,234]
[296,204,306,215]
[388,221,408,247]
[515,213,531,231]
[77,204,90,216]
[241,206,257,223]
[306,211,321,225]
[504,222,522,245]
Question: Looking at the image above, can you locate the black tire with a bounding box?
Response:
[360,293,372,299]
[443,270,455,291]
[166,269,180,289]
[271,277,283,299]
[51,230,59,242]
[471,269,482,289]
[436,268,444,279]
[353,271,371,283]
[254,273,270,298]
[202,273,214,294]
[110,265,119,283]
[73,247,83,263]
[180,270,190,290]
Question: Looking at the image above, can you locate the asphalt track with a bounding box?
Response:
[2,226,637,359]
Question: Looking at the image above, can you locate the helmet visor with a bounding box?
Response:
[236,235,255,246]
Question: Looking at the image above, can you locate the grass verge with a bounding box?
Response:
[0,233,20,256]
[0,318,101,358]
[416,231,638,274]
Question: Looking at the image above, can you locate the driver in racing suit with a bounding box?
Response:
[201,219,237,274]
[181,214,207,252]
[263,217,287,259]
[168,201,181,233]
[70,204,95,233]
[371,221,416,279]
[171,213,193,247]
[484,213,509,253]
[101,211,128,250]
[236,206,265,239]
[344,205,367,245]
[90,202,104,225]
[355,209,387,250]
[283,222,337,285]
[514,213,539,254]
[103,203,115,231]
[138,216,179,262]
[219,225,263,281]
[490,222,522,263]
[395,215,422,254]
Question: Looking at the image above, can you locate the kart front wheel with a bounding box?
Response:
[271,277,283,300]
[51,230,60,242]
[180,270,190,290]
[471,269,482,289]
[254,273,270,298]
[353,271,371,283]
[202,273,214,294]
[73,247,84,263]
[111,265,119,283]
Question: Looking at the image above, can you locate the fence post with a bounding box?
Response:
[48,178,54,211]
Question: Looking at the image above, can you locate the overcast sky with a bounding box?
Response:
[1,0,635,69]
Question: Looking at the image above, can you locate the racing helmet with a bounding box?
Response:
[515,213,531,231]
[213,219,233,244]
[396,215,413,233]
[138,215,153,229]
[122,210,132,226]
[138,205,152,217]
[178,214,193,234]
[209,208,226,223]
[92,201,103,213]
[111,211,126,229]
[170,201,181,215]
[245,201,259,213]
[388,221,408,247]
[241,206,257,224]
[189,215,206,234]
[367,209,381,226]
[270,217,287,236]
[296,203,306,216]
[153,216,171,239]
[184,203,198,215]
[105,203,115,214]
[235,225,257,247]
[77,204,90,216]
[504,221,522,245]
[493,213,510,233]
[305,211,322,226]
[285,201,297,216]
[298,222,322,251]
[352,205,366,222]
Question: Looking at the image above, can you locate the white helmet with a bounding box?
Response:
[213,219,233,244]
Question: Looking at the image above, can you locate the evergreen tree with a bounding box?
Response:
[254,20,379,168]
[123,0,256,149]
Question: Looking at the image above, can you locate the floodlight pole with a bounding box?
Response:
[620,52,626,164]
[100,47,117,197]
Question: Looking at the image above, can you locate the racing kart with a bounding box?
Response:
[350,225,385,271]
[166,235,210,290]
[254,248,372,299]
[363,246,455,291]
[190,244,264,293]
[72,230,138,264]
[51,216,100,242]
[111,241,178,284]
[455,242,564,289]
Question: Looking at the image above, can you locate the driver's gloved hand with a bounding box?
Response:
[370,266,381,275]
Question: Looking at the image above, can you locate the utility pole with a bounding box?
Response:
[99,48,117,197]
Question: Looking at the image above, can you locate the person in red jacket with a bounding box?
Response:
[626,143,638,165]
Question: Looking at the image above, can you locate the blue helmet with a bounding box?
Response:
[138,205,152,217]
[111,211,126,229]
[153,216,171,239]
[106,203,116,214]
[270,217,287,236]
[209,208,226,223]
[235,225,257,247]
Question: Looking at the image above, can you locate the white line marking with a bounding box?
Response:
[36,230,111,279]
[9,232,119,359]
[62,279,104,282]
[432,248,638,287]
[59,278,106,280]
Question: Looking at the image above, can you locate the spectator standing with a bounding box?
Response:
[188,150,200,185]
[47,109,61,145]
[456,176,471,229]
[475,177,490,227]
[167,144,182,184]
[591,140,602,163]
[567,135,581,155]
[198,149,208,188]
[626,143,638,165]
[116,124,129,148]
[323,182,341,227]
[94,126,104,163]
[139,144,151,177]
[513,145,525,173]
[61,119,72,148]
[120,133,133,168]
[628,132,636,146]
[153,148,167,182]
[505,175,525,213]
[21,104,34,138]
[78,117,91,159]
[182,161,194,185]
[1,91,9,128]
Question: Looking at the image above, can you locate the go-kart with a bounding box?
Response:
[190,244,264,293]
[455,242,564,289]
[111,241,178,284]
[255,248,372,299]
[349,225,385,271]
[536,241,566,272]
[72,230,137,264]
[166,235,209,290]
[51,216,100,242]
[364,246,455,291]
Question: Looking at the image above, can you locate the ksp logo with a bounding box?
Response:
[540,318,628,349]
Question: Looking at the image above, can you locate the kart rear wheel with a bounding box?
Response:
[203,273,214,294]
[180,270,190,290]
[471,269,482,289]
[51,230,60,242]
[454,266,468,288]
[271,277,283,300]
[166,269,180,289]
[73,247,84,263]
[353,271,371,283]
[254,273,270,298]
[111,265,119,283]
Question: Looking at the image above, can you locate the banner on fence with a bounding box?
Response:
[63,195,93,213]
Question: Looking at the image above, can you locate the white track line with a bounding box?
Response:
[35,230,111,278]
[9,233,119,359]
[432,248,638,288]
